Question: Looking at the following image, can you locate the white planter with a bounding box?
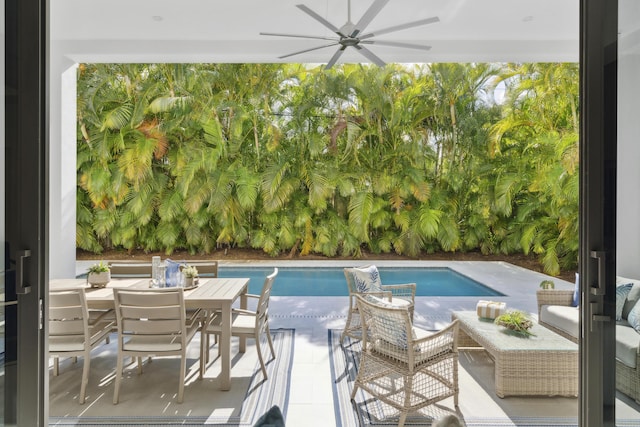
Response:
[184,277,196,288]
[88,271,111,288]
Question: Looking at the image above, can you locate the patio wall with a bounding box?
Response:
[617,41,640,278]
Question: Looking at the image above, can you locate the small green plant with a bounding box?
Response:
[539,280,555,290]
[87,261,110,274]
[494,310,535,336]
[182,265,199,278]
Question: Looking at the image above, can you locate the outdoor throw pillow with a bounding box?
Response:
[619,276,640,319]
[253,405,285,427]
[627,299,640,333]
[572,273,580,307]
[351,265,383,293]
[366,296,416,348]
[616,283,634,321]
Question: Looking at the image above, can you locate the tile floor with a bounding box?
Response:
[69,259,640,426]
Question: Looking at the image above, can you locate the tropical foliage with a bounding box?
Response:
[76,62,579,275]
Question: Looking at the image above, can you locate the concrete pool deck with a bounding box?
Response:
[69,259,640,425]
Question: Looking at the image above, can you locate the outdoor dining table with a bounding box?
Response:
[49,277,250,391]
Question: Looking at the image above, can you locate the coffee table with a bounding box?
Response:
[452,310,578,398]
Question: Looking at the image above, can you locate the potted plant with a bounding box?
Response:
[181,264,199,288]
[539,280,555,290]
[87,261,111,288]
[494,310,535,336]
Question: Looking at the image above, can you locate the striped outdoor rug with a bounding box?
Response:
[328,329,599,427]
[49,328,294,426]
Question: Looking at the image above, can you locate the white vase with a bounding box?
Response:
[88,271,110,288]
[184,277,195,288]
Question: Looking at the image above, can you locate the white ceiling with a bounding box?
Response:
[51,0,579,64]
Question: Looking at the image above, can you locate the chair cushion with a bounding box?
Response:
[352,265,383,293]
[616,323,640,369]
[372,326,452,366]
[539,304,579,339]
[365,294,411,308]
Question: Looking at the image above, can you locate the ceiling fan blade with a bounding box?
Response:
[361,40,432,51]
[260,32,337,42]
[350,0,390,37]
[279,43,340,59]
[296,4,344,36]
[325,47,347,70]
[354,45,386,67]
[359,16,440,40]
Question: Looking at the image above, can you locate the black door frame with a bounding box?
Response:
[4,0,623,425]
[579,0,618,426]
[5,0,48,424]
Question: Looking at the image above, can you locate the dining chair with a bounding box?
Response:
[100,261,154,338]
[352,294,459,427]
[201,268,278,380]
[49,288,115,404]
[183,260,218,278]
[342,265,416,343]
[108,261,153,278]
[112,288,202,404]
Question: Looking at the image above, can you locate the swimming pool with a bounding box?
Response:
[218,266,503,297]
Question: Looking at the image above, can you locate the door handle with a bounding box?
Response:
[16,249,32,294]
[590,250,606,296]
[589,250,610,331]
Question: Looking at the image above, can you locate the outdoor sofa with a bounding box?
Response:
[536,275,640,402]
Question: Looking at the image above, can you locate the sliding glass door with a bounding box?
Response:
[616,1,640,424]
[3,0,47,424]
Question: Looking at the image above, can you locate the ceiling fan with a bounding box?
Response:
[260,0,439,69]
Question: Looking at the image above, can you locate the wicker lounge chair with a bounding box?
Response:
[341,265,415,343]
[351,294,459,427]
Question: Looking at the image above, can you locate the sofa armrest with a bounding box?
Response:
[536,289,575,317]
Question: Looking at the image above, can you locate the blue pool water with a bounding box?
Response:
[218,266,503,297]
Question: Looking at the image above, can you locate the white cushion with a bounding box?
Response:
[540,304,579,339]
[616,323,640,368]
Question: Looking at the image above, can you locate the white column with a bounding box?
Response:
[49,53,78,279]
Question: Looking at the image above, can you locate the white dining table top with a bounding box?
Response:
[49,277,250,310]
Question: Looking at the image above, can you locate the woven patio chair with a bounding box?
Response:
[351,294,459,427]
[341,265,416,343]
